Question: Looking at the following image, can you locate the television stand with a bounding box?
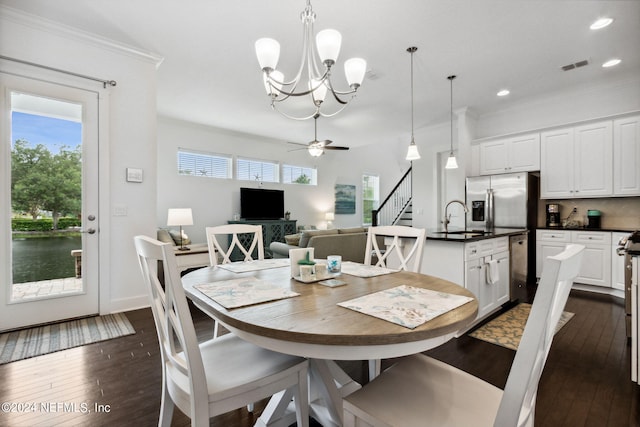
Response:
[228,219,297,260]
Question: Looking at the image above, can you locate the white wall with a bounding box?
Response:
[1,7,161,313]
[157,116,409,244]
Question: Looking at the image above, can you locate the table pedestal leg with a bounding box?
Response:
[254,359,362,427]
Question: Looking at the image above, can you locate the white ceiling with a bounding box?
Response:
[3,0,639,149]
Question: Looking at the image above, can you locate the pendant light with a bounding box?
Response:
[405,47,420,161]
[445,75,458,169]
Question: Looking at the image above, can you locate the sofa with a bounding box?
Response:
[270,227,373,263]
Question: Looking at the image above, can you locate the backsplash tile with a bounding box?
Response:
[537,197,640,230]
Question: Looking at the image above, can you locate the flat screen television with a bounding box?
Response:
[240,187,285,220]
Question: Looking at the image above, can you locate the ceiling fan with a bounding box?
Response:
[288,116,350,157]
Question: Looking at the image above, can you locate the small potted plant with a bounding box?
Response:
[284,211,291,220]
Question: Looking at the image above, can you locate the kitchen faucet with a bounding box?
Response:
[443,200,469,233]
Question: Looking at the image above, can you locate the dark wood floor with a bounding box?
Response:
[0,290,638,426]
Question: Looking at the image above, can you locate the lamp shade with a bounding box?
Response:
[316,29,341,64]
[445,154,459,169]
[263,70,284,96]
[167,208,193,226]
[344,58,367,88]
[310,78,328,103]
[406,143,420,161]
[255,38,280,70]
[325,212,335,221]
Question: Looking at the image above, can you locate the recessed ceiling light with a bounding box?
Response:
[602,58,621,68]
[497,89,510,97]
[590,17,614,30]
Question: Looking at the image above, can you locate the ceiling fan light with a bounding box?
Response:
[308,144,324,157]
[255,38,280,71]
[344,57,367,88]
[445,153,458,169]
[406,142,420,161]
[316,29,341,66]
[263,70,284,96]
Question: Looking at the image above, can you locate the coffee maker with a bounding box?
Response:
[546,204,560,227]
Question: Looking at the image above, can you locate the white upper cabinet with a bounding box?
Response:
[541,120,613,198]
[613,115,640,196]
[540,127,575,198]
[479,133,540,175]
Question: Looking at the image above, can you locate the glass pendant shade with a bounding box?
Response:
[406,142,420,161]
[316,29,342,64]
[263,70,284,95]
[445,153,458,169]
[255,38,280,70]
[310,78,328,104]
[344,58,367,88]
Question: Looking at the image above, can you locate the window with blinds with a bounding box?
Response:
[177,149,232,179]
[236,157,279,182]
[282,164,317,185]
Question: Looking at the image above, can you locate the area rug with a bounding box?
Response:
[468,303,574,350]
[0,313,135,365]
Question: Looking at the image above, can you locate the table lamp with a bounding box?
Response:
[325,212,335,229]
[167,208,193,251]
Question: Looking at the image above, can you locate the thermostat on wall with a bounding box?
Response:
[126,167,143,183]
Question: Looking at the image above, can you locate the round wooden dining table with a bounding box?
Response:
[182,261,478,427]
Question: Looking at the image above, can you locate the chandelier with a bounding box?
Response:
[255,0,367,120]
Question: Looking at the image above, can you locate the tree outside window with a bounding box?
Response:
[362,174,379,226]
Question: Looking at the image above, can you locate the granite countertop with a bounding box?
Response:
[426,227,528,242]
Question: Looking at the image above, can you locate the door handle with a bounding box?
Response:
[81,228,96,234]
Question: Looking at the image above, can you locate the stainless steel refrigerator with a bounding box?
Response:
[466,172,539,302]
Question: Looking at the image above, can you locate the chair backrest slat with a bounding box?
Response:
[494,243,584,427]
[365,225,426,273]
[206,224,265,265]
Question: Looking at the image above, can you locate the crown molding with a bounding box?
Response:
[0,5,164,68]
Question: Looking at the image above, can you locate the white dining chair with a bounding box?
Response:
[364,225,427,379]
[205,224,265,266]
[205,224,265,338]
[343,243,585,427]
[134,235,309,427]
[364,225,426,273]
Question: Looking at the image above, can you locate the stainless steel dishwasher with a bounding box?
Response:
[510,233,528,303]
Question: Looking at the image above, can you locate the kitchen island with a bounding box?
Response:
[422,227,528,330]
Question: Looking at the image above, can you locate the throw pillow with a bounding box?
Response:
[169,229,191,246]
[157,228,175,244]
[284,234,301,246]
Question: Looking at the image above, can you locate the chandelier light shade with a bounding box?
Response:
[445,75,459,169]
[255,0,366,120]
[405,46,421,161]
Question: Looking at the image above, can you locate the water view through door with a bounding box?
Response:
[1,72,100,331]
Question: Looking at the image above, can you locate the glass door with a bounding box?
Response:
[0,72,100,331]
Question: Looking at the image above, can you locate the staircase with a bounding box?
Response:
[372,167,413,227]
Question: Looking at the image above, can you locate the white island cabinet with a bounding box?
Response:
[423,236,510,327]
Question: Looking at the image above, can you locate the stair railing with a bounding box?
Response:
[372,167,412,226]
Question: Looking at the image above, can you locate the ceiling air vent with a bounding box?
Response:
[561,59,590,71]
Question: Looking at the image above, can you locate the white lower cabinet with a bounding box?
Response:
[536,230,613,289]
[423,236,511,325]
[464,238,510,321]
[612,232,630,292]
